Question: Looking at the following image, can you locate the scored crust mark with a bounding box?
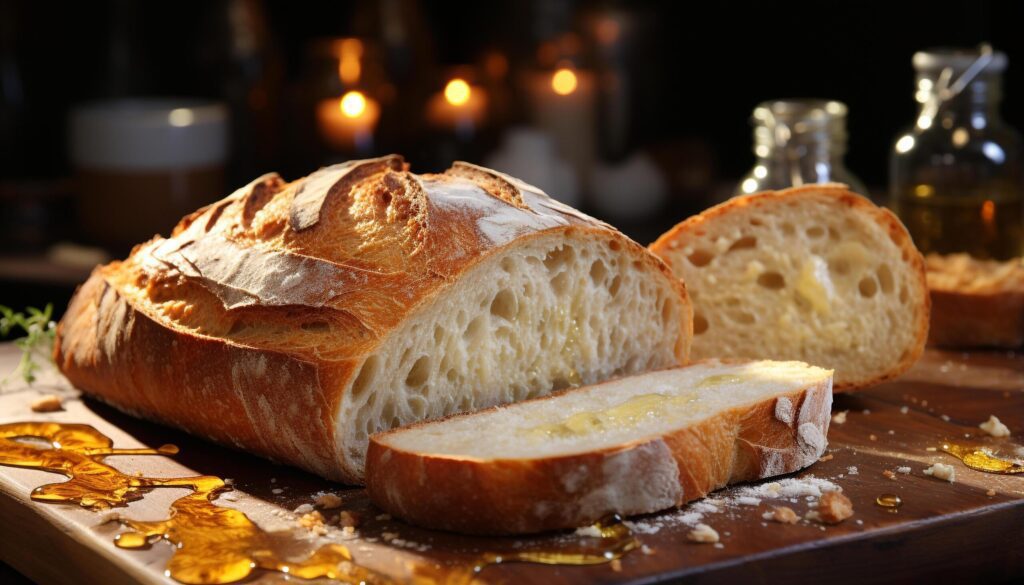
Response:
[290,155,406,232]
[444,161,530,210]
[241,173,287,226]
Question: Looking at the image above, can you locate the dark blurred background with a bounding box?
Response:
[2,0,1022,319]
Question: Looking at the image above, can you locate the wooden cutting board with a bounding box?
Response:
[1,343,1022,584]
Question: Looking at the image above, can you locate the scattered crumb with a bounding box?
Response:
[376,513,392,521]
[315,493,343,509]
[847,466,859,476]
[869,434,878,441]
[921,400,928,407]
[979,415,1011,438]
[832,411,848,424]
[900,406,909,414]
[863,409,871,415]
[293,503,314,515]
[896,466,911,474]
[298,511,327,535]
[986,489,996,497]
[223,478,234,486]
[940,415,950,422]
[640,545,654,556]
[805,510,821,522]
[342,526,356,536]
[610,559,622,572]
[338,510,361,528]
[736,496,761,506]
[882,470,896,480]
[687,523,720,544]
[814,492,854,524]
[819,454,834,462]
[713,543,725,549]
[923,463,956,482]
[763,506,800,524]
[855,519,864,526]
[30,395,63,412]
[887,430,895,435]
[926,447,937,452]
[381,531,399,542]
[574,525,604,538]
[271,488,283,495]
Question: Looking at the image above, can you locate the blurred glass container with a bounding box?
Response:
[890,47,1023,259]
[737,99,868,197]
[70,99,228,251]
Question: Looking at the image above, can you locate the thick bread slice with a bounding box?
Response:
[55,157,691,484]
[926,253,1024,348]
[367,359,832,535]
[650,184,929,391]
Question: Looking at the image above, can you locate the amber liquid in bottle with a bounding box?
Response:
[894,185,1023,259]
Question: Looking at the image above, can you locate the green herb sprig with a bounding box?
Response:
[0,304,57,386]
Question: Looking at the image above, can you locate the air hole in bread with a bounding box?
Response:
[433,325,445,343]
[406,356,431,387]
[608,240,622,251]
[688,249,714,267]
[899,285,909,304]
[729,310,756,325]
[806,226,825,238]
[876,264,894,293]
[725,297,740,307]
[550,271,570,295]
[781,222,796,236]
[464,316,486,341]
[609,275,622,297]
[750,218,764,226]
[589,259,608,285]
[661,298,674,324]
[693,313,709,334]
[858,276,878,298]
[500,257,516,274]
[757,271,786,290]
[351,356,379,400]
[728,236,757,252]
[828,226,841,242]
[490,289,518,321]
[227,320,252,335]
[544,245,575,271]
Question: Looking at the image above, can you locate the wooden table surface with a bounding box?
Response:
[0,344,1022,584]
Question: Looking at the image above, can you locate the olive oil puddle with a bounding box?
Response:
[941,442,1024,474]
[0,421,638,584]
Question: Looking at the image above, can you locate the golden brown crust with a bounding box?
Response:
[54,156,690,483]
[365,365,832,535]
[649,184,930,393]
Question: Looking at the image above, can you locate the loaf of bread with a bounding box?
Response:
[650,184,929,391]
[926,253,1024,348]
[367,359,833,534]
[55,156,692,483]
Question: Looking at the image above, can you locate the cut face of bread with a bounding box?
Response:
[650,184,929,391]
[367,359,833,534]
[926,253,1024,348]
[55,157,691,483]
[337,232,688,473]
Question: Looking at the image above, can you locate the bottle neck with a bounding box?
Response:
[915,73,1002,128]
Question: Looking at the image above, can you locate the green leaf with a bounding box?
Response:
[1,304,57,387]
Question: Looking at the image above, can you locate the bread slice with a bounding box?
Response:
[650,184,929,391]
[366,359,832,535]
[55,157,692,484]
[926,253,1024,348]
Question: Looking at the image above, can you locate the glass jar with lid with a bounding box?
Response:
[737,99,868,197]
[890,47,1024,259]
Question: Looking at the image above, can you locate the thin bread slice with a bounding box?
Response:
[650,184,929,391]
[366,359,832,534]
[926,253,1024,348]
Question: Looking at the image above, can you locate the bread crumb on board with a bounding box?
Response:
[924,463,956,482]
[809,492,854,524]
[315,493,344,509]
[298,511,327,535]
[986,489,997,497]
[293,503,315,514]
[882,470,897,480]
[818,453,834,462]
[338,510,361,528]
[896,466,911,474]
[687,523,720,543]
[31,395,63,412]
[979,415,1011,438]
[762,506,800,524]
[832,411,848,425]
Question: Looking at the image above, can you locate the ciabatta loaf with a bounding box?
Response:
[367,359,832,534]
[926,253,1024,348]
[650,184,929,391]
[55,157,692,483]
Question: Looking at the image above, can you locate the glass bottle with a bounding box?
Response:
[737,99,868,197]
[890,47,1023,260]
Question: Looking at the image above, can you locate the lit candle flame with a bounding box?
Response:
[551,68,578,96]
[444,79,471,106]
[339,91,367,118]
